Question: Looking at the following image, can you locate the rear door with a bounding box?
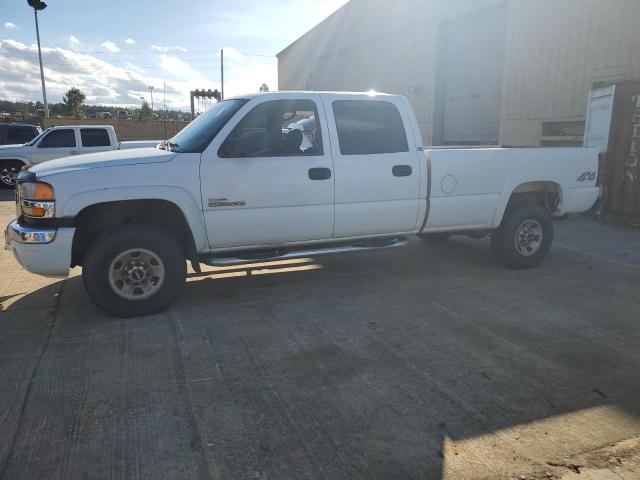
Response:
[200,93,335,249]
[30,128,78,164]
[79,128,114,153]
[321,94,421,237]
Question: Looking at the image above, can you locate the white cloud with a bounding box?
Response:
[158,55,207,81]
[0,39,186,107]
[151,44,187,53]
[4,22,19,30]
[69,35,80,45]
[223,58,277,98]
[100,41,120,53]
[220,47,245,64]
[125,38,136,44]
[0,38,277,109]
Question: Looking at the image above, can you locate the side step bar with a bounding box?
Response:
[201,237,410,267]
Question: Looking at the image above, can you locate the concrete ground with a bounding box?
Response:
[1,188,639,480]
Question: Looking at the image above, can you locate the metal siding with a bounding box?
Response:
[440,3,506,143]
[278,0,503,142]
[502,0,640,121]
[278,0,640,145]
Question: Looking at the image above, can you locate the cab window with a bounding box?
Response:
[39,129,76,148]
[219,100,323,158]
[81,128,110,147]
[332,100,409,155]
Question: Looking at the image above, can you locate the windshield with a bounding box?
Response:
[24,128,50,146]
[167,99,248,153]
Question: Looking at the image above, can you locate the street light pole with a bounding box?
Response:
[220,49,224,100]
[28,1,49,118]
[148,86,154,112]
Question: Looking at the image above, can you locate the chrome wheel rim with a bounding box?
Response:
[0,166,18,186]
[514,220,543,257]
[108,248,165,300]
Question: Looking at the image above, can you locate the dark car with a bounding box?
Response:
[0,123,41,145]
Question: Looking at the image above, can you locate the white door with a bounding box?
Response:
[79,128,114,154]
[320,94,422,238]
[31,128,78,164]
[584,86,615,154]
[200,94,334,250]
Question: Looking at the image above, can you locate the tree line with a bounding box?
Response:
[1,87,191,121]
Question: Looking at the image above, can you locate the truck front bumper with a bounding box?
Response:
[4,219,75,276]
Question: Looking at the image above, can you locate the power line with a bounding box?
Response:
[2,47,275,57]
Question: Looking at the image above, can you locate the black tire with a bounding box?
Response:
[82,225,187,317]
[417,232,452,242]
[491,204,553,269]
[0,161,22,189]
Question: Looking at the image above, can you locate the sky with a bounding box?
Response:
[0,0,349,111]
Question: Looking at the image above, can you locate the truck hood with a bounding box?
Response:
[30,147,177,178]
[0,144,26,155]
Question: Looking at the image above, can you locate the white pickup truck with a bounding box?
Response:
[0,125,159,188]
[4,92,600,317]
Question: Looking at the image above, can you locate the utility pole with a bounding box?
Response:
[28,0,49,118]
[148,86,155,112]
[163,80,167,139]
[220,49,224,100]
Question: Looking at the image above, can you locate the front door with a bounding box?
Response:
[200,93,334,250]
[31,128,78,164]
[320,94,422,238]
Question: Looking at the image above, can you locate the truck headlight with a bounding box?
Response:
[18,182,55,218]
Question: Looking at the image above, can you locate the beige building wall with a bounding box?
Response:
[500,0,640,145]
[278,0,640,146]
[277,0,501,144]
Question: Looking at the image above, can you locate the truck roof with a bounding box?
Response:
[228,91,397,101]
[46,125,115,129]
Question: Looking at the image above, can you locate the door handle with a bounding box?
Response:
[392,165,412,177]
[69,151,79,155]
[308,167,332,180]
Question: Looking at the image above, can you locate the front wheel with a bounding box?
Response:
[491,204,553,269]
[0,161,22,189]
[82,225,187,317]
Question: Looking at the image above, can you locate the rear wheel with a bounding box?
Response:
[491,204,553,269]
[0,161,22,189]
[82,225,187,317]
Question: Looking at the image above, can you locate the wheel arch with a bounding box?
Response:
[493,176,566,228]
[71,198,202,269]
[0,156,30,167]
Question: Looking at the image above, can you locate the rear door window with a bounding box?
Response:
[332,100,409,155]
[80,128,111,147]
[39,129,76,148]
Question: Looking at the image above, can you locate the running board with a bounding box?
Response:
[201,237,410,267]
